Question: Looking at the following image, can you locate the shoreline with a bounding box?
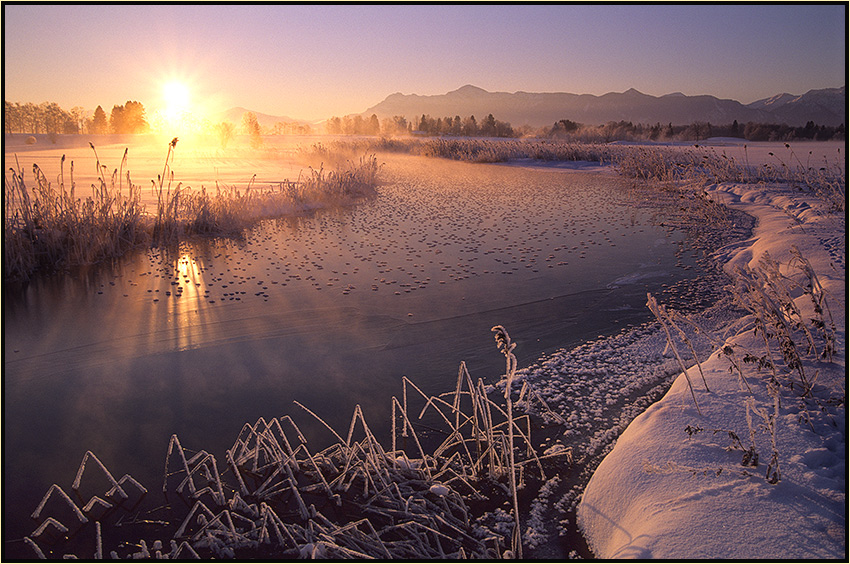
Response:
[575,179,846,558]
[511,174,757,558]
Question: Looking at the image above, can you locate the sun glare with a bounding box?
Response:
[162,81,191,118]
[153,79,210,137]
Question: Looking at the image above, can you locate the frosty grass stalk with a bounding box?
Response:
[4,140,382,282]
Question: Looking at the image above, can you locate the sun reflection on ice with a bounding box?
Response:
[166,254,211,351]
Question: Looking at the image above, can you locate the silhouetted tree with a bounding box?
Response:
[109,101,149,134]
[241,111,262,148]
[480,114,497,137]
[380,115,408,136]
[69,106,86,134]
[216,121,235,149]
[368,114,380,135]
[549,119,579,138]
[326,116,342,134]
[649,122,662,140]
[462,115,477,136]
[91,105,108,134]
[109,105,125,133]
[124,101,149,133]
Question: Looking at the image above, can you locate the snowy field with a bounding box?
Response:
[574,171,845,557]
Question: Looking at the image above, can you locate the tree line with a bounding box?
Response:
[325,113,517,138]
[546,118,845,142]
[8,99,842,143]
[5,100,151,135]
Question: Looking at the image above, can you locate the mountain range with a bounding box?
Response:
[360,85,846,128]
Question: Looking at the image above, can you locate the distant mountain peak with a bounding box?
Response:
[450,84,489,96]
[748,92,796,110]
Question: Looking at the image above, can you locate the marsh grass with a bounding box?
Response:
[4,148,148,282]
[25,329,564,559]
[4,142,382,282]
[323,137,845,209]
[647,245,839,484]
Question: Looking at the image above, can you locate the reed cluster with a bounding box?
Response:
[4,147,147,282]
[309,137,614,164]
[646,245,838,485]
[4,142,382,282]
[23,329,569,559]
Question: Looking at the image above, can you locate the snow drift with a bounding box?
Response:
[577,180,846,559]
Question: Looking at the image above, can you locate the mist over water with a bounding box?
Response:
[4,154,706,546]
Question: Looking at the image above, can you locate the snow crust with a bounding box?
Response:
[577,181,846,559]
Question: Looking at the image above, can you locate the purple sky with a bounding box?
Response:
[4,4,846,121]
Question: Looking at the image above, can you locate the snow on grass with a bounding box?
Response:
[576,179,845,559]
[23,338,562,559]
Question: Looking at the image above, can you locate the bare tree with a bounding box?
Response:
[241,111,262,148]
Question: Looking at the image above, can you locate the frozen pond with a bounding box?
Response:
[4,153,707,546]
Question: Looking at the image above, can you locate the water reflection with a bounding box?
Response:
[4,156,706,546]
[166,254,208,351]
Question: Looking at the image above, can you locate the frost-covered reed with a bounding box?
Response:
[4,142,382,282]
[24,329,566,559]
[4,148,147,282]
[646,245,838,484]
[310,136,614,164]
[157,154,380,239]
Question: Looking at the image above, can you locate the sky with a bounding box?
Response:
[3,3,846,122]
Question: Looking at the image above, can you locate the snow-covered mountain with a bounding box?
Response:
[361,85,846,128]
[747,87,846,127]
[746,92,798,111]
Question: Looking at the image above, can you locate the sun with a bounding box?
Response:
[151,75,214,136]
[154,79,203,136]
[162,80,191,119]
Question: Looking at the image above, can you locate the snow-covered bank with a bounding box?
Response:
[577,181,846,559]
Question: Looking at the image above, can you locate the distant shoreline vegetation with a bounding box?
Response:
[7,99,845,142]
[325,113,517,138]
[544,118,845,143]
[4,100,150,137]
[325,112,844,142]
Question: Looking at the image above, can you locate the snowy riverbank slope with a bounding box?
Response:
[577,182,846,559]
